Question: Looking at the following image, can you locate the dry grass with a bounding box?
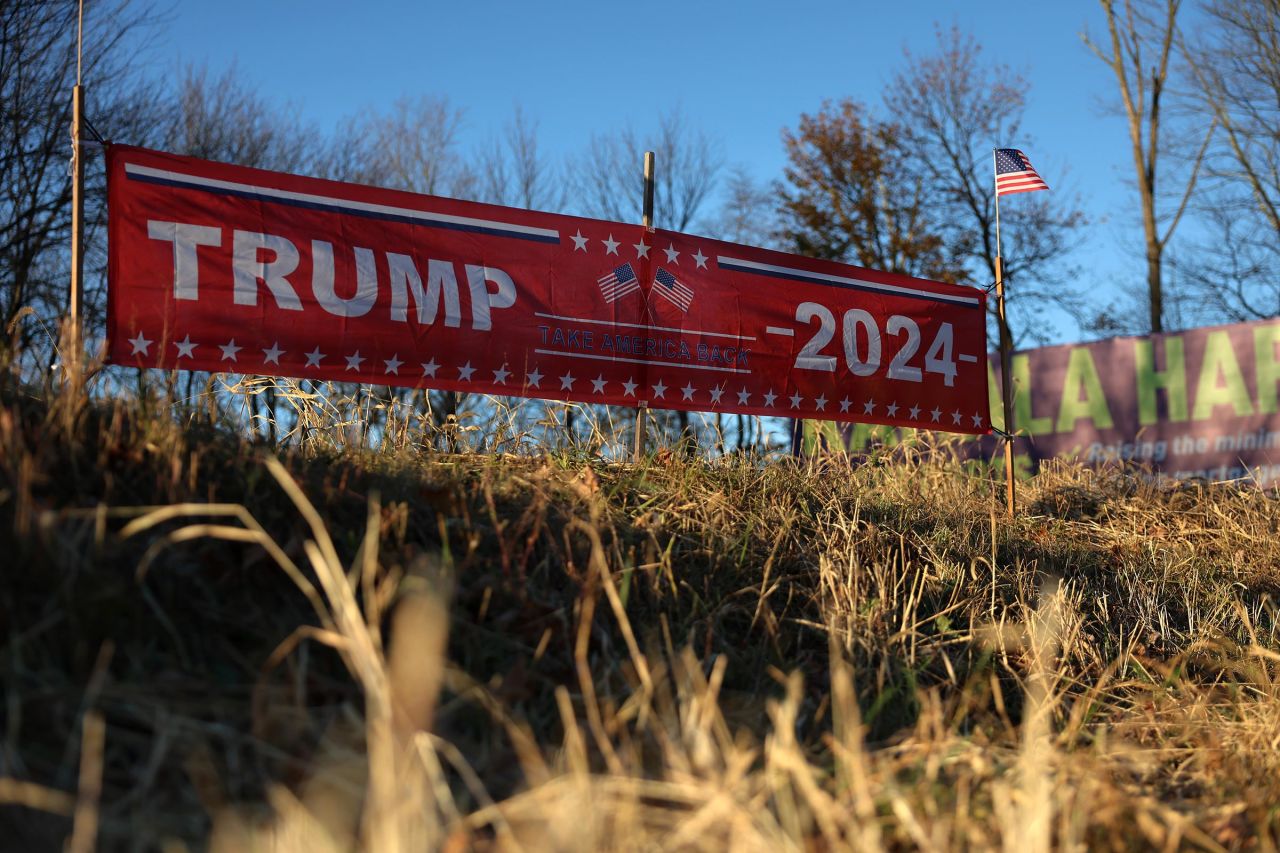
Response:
[1,365,1279,851]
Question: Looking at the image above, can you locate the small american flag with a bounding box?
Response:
[652,267,694,312]
[994,149,1049,197]
[597,262,641,302]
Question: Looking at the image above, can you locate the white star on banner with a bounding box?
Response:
[951,410,963,424]
[762,389,778,407]
[886,402,900,417]
[652,380,668,399]
[174,335,196,358]
[622,377,638,396]
[559,372,576,390]
[262,342,284,365]
[384,355,403,375]
[345,351,364,371]
[789,393,803,408]
[972,412,984,427]
[931,407,942,422]
[602,234,620,255]
[591,375,607,393]
[571,231,588,251]
[526,367,544,388]
[736,388,751,405]
[681,382,696,400]
[863,399,876,415]
[220,340,242,362]
[492,365,511,384]
[909,404,921,419]
[839,398,852,412]
[634,240,650,259]
[814,394,828,410]
[305,347,325,368]
[458,362,476,381]
[128,332,152,356]
[692,248,708,269]
[709,385,725,404]
[663,244,680,263]
[420,358,439,377]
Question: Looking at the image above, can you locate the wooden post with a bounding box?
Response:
[634,402,648,460]
[66,0,87,385]
[633,151,655,463]
[642,151,655,230]
[69,83,85,368]
[995,256,1016,518]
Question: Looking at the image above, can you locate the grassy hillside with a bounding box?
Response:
[2,376,1279,850]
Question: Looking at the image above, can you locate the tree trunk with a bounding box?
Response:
[1147,245,1164,334]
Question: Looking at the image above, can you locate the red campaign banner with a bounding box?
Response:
[107,145,990,433]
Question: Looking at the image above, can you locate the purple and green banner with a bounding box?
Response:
[802,316,1280,487]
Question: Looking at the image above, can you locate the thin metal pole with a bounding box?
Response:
[993,150,1015,518]
[77,0,84,81]
[634,151,655,463]
[995,256,1015,518]
[68,0,87,383]
[993,150,1002,261]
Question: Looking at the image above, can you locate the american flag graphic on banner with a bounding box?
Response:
[994,149,1049,197]
[652,267,694,312]
[597,262,641,302]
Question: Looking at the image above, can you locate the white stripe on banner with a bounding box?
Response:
[124,162,561,243]
[534,349,750,374]
[716,255,981,307]
[532,312,755,341]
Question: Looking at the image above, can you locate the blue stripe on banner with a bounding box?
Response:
[716,257,981,308]
[126,169,562,245]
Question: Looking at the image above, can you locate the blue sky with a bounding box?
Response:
[140,1,1146,344]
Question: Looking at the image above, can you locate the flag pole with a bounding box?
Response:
[633,150,655,463]
[993,150,1016,518]
[67,0,87,388]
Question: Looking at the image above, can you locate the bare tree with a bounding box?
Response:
[570,109,723,231]
[474,106,565,211]
[1179,0,1280,322]
[1177,204,1280,322]
[713,165,779,251]
[161,64,322,172]
[1084,0,1211,333]
[0,0,160,360]
[884,26,1086,350]
[329,95,476,199]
